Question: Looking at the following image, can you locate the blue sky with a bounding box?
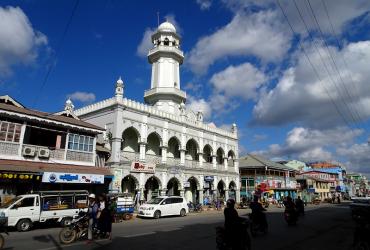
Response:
[1,0,370,176]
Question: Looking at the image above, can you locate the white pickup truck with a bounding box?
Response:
[0,190,89,232]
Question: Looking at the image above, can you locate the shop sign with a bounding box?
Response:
[112,169,123,192]
[183,181,190,188]
[0,172,41,181]
[42,172,104,184]
[204,176,214,182]
[130,162,155,173]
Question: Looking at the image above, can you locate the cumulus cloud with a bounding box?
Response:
[210,63,267,101]
[187,10,292,75]
[337,143,370,176]
[67,91,96,104]
[196,0,212,10]
[136,28,155,57]
[186,95,212,120]
[0,6,48,76]
[252,41,370,128]
[253,127,363,162]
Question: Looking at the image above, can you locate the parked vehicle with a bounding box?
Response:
[0,190,89,232]
[0,213,8,249]
[108,193,135,221]
[187,202,203,213]
[138,196,188,219]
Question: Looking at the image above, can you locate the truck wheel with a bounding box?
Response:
[60,217,73,227]
[16,219,33,232]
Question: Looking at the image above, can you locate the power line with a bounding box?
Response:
[306,0,363,125]
[320,0,368,124]
[276,0,354,129]
[291,0,361,130]
[33,0,80,108]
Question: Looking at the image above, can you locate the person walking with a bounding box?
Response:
[87,194,99,243]
[295,196,305,216]
[107,196,117,240]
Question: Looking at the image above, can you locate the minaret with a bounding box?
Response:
[115,76,124,101]
[144,21,186,114]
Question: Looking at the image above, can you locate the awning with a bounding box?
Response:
[0,159,112,176]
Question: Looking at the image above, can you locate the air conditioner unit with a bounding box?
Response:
[23,146,36,157]
[38,148,50,158]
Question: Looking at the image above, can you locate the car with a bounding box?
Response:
[138,196,189,219]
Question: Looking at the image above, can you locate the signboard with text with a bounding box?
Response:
[130,162,155,173]
[42,172,104,184]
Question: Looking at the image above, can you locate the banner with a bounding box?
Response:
[42,172,104,184]
[0,172,41,181]
[130,162,155,173]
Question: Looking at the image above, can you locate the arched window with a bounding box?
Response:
[164,38,170,46]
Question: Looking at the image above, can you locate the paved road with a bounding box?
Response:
[3,202,355,250]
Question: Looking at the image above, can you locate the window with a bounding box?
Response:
[0,121,22,143]
[15,197,35,208]
[67,133,94,152]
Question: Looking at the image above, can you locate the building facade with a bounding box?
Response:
[0,95,111,204]
[239,154,297,201]
[74,21,240,204]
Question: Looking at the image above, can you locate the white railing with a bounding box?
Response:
[0,141,20,156]
[146,154,161,164]
[184,159,199,169]
[166,157,180,166]
[228,159,235,167]
[120,151,140,162]
[66,150,94,162]
[202,162,214,170]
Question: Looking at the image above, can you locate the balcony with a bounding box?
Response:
[184,159,199,169]
[0,141,20,156]
[146,154,161,164]
[120,151,140,162]
[166,157,180,166]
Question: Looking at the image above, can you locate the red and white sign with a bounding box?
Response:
[130,162,155,173]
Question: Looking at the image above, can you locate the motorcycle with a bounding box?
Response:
[188,202,203,213]
[248,213,268,237]
[216,219,251,250]
[59,211,104,244]
[284,210,298,226]
[0,215,8,249]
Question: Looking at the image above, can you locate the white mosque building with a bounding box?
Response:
[74,21,240,204]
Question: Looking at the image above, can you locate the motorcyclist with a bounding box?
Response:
[87,194,99,242]
[295,196,305,216]
[284,196,297,221]
[224,199,249,249]
[249,195,267,229]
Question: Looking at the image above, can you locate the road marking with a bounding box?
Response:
[122,232,155,238]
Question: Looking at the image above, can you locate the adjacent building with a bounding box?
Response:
[0,95,111,203]
[74,21,240,204]
[239,154,297,200]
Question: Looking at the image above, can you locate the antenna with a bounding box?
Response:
[157,11,159,26]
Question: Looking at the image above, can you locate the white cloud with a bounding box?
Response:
[252,40,370,128]
[210,62,267,101]
[67,91,96,104]
[187,10,292,75]
[254,126,363,162]
[337,143,370,176]
[196,0,212,10]
[186,95,212,120]
[164,14,183,35]
[0,6,48,76]
[136,28,155,58]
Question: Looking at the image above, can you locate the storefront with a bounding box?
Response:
[203,176,214,202]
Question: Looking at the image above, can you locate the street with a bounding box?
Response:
[3,202,354,250]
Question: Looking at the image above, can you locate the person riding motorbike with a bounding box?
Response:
[284,196,297,224]
[87,194,99,242]
[249,195,267,229]
[295,196,305,216]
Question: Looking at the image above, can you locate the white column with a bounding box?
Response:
[161,146,167,164]
[236,190,241,203]
[180,149,186,166]
[212,155,217,169]
[198,153,203,167]
[199,190,204,205]
[223,157,228,170]
[92,137,97,166]
[139,143,146,162]
[64,130,70,161]
[225,189,229,201]
[18,122,27,157]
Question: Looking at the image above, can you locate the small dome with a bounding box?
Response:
[158,21,176,33]
[116,76,123,86]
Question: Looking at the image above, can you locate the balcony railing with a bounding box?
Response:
[121,151,140,162]
[0,141,20,156]
[203,162,214,170]
[166,157,181,166]
[66,150,93,162]
[228,159,235,167]
[184,159,199,169]
[146,154,161,164]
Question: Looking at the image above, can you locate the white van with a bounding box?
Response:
[138,196,188,219]
[0,190,88,232]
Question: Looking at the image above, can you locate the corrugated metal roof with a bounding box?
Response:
[239,154,297,171]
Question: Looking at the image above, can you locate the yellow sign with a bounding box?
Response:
[0,172,41,181]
